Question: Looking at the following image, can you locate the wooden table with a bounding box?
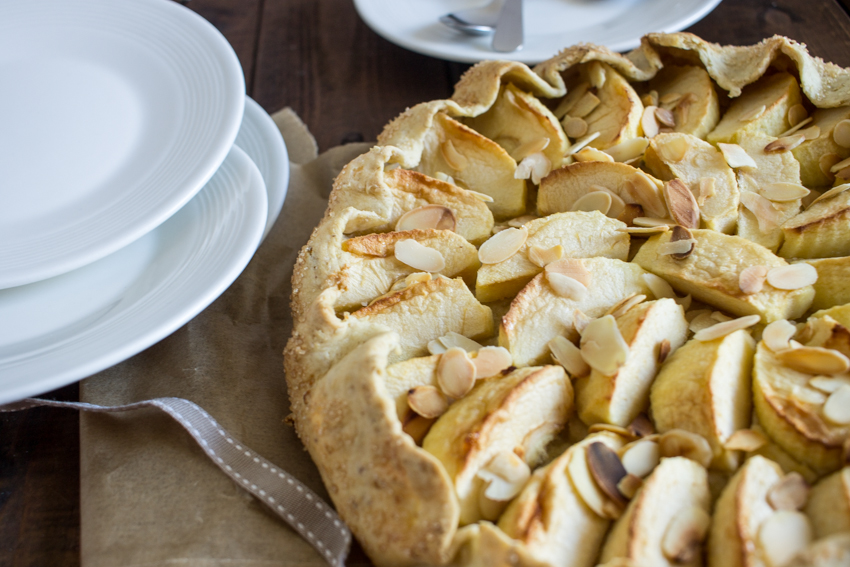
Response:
[2,0,850,563]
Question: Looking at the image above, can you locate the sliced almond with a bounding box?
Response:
[567,131,602,155]
[441,139,468,171]
[466,189,494,203]
[834,119,850,148]
[620,439,660,478]
[574,309,591,335]
[758,511,813,567]
[571,91,602,119]
[549,335,591,377]
[588,423,635,438]
[603,137,649,163]
[547,271,588,300]
[724,428,768,452]
[718,143,758,168]
[800,125,821,141]
[564,116,589,139]
[507,215,539,228]
[712,311,733,323]
[580,315,629,376]
[554,82,590,119]
[433,171,454,185]
[688,311,716,334]
[830,156,850,173]
[760,182,810,202]
[574,147,615,163]
[628,171,668,218]
[658,429,713,468]
[763,319,797,352]
[439,331,484,352]
[528,244,564,268]
[607,293,648,319]
[437,347,476,399]
[766,263,817,290]
[515,152,552,184]
[407,386,449,419]
[658,135,692,164]
[791,384,827,406]
[484,451,531,484]
[778,116,814,138]
[663,178,700,229]
[657,338,672,364]
[776,346,850,375]
[740,104,767,122]
[427,339,447,355]
[696,177,716,207]
[394,239,446,272]
[396,205,457,232]
[654,107,676,128]
[823,385,850,424]
[807,182,850,208]
[514,137,550,161]
[820,153,841,176]
[568,441,623,520]
[628,413,656,438]
[669,224,695,260]
[740,191,782,233]
[660,92,683,106]
[545,258,591,286]
[643,272,677,300]
[694,314,760,342]
[808,375,850,393]
[675,93,698,124]
[641,91,659,107]
[641,106,660,138]
[478,227,528,264]
[633,216,673,228]
[765,134,806,153]
[588,61,606,89]
[658,238,696,257]
[603,189,627,219]
[617,225,670,235]
[767,473,809,511]
[617,474,644,500]
[662,506,710,564]
[739,265,769,295]
[472,346,512,379]
[787,104,808,127]
[586,442,629,506]
[571,191,613,215]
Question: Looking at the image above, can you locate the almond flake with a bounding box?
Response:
[807,183,850,208]
[658,238,696,257]
[507,215,539,228]
[808,375,850,393]
[515,152,552,184]
[633,216,673,228]
[567,131,602,155]
[574,147,615,163]
[546,258,591,286]
[620,439,660,478]
[694,315,760,342]
[439,331,484,352]
[663,179,700,228]
[765,134,806,153]
[427,339,447,355]
[669,225,695,259]
[718,143,758,168]
[654,107,675,128]
[407,386,448,418]
[571,91,602,119]
[787,104,808,127]
[478,226,528,264]
[740,104,767,122]
[564,116,589,139]
[660,92,683,106]
[587,423,635,438]
[574,309,592,334]
[657,135,691,163]
[554,82,590,119]
[657,339,672,363]
[528,244,564,267]
[830,156,850,173]
[603,137,649,163]
[724,428,768,451]
[396,205,457,232]
[588,61,606,89]
[658,429,713,467]
[767,473,809,511]
[617,474,644,499]
[740,191,782,233]
[580,315,629,376]
[760,182,810,202]
[617,225,670,235]
[758,511,813,567]
[643,272,677,299]
[437,347,476,398]
[547,271,588,300]
[688,311,716,334]
[587,442,629,507]
[394,239,446,272]
[628,413,656,438]
[676,93,698,124]
[820,153,842,176]
[800,125,821,141]
[763,319,797,352]
[739,265,769,295]
[571,191,613,215]
[834,119,850,148]
[607,293,647,318]
[777,346,850,375]
[549,335,590,377]
[641,106,660,138]
[513,137,551,161]
[464,190,493,203]
[766,263,817,290]
[568,441,623,520]
[433,171,455,185]
[662,506,710,564]
[837,166,850,180]
[440,139,468,171]
[478,453,531,503]
[628,172,669,217]
[823,385,850,424]
[471,346,512,379]
[791,384,827,405]
[778,116,813,138]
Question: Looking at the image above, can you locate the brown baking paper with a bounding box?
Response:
[79,109,372,567]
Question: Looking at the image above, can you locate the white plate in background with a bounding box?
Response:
[0,0,245,289]
[354,0,722,65]
[0,146,267,404]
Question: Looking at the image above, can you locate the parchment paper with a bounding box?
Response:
[79,109,372,567]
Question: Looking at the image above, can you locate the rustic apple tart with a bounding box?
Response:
[285,33,850,567]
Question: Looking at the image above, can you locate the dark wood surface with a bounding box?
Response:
[2,0,850,564]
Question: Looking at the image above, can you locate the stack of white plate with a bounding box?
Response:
[0,0,289,403]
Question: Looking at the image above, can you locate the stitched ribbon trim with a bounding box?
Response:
[0,397,351,567]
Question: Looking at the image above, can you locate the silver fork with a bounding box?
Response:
[438,0,503,35]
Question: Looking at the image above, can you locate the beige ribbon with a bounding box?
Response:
[0,397,351,567]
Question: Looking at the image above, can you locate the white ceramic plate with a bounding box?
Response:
[0,0,245,289]
[0,146,267,404]
[236,98,290,241]
[353,0,722,65]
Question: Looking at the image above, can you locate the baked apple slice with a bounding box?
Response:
[806,466,850,539]
[649,65,720,139]
[779,187,850,259]
[792,106,850,188]
[805,258,850,312]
